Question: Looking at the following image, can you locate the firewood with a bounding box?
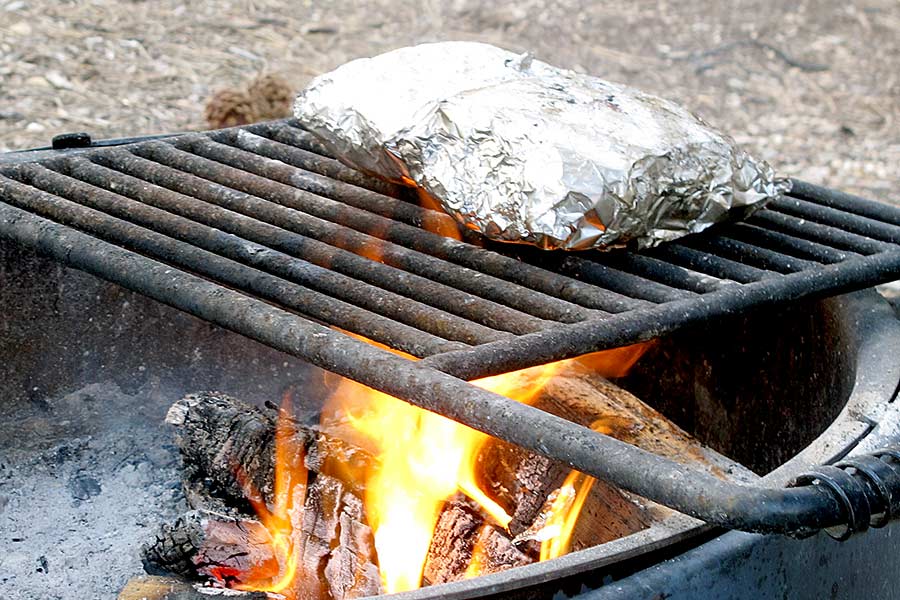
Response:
[475,362,749,537]
[142,510,278,584]
[165,392,280,512]
[150,372,749,594]
[422,495,531,585]
[538,366,743,476]
[154,393,382,598]
[303,475,382,599]
[166,392,376,509]
[118,575,268,600]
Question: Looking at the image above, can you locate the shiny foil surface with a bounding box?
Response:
[294,41,790,250]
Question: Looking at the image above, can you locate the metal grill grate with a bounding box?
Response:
[2,119,900,536]
[3,120,900,380]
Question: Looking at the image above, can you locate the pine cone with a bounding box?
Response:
[246,73,294,121]
[204,88,257,129]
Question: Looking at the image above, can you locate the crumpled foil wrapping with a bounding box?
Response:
[294,41,791,250]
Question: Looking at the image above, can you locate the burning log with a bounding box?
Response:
[141,354,748,597]
[294,474,382,600]
[422,495,531,585]
[147,392,382,599]
[477,359,745,537]
[142,510,279,583]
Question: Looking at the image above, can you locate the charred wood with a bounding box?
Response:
[423,496,531,585]
[165,392,280,511]
[142,510,277,584]
[152,393,381,599]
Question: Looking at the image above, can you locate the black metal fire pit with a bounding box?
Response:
[2,122,900,599]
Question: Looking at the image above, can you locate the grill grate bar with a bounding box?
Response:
[681,234,818,273]
[746,209,892,255]
[790,179,900,227]
[557,255,698,302]
[250,120,340,159]
[647,243,772,283]
[579,252,725,293]
[181,134,432,229]
[130,141,594,323]
[774,196,900,245]
[723,221,857,264]
[0,172,464,357]
[421,248,900,379]
[215,127,400,197]
[173,135,655,314]
[4,126,900,539]
[38,157,515,346]
[1,198,868,537]
[89,146,552,335]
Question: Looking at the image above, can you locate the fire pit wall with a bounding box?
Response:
[1,237,859,479]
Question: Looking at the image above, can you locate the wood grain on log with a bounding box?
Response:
[422,496,530,585]
[118,575,267,600]
[165,392,280,512]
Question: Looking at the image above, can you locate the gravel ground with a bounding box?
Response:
[0,382,186,600]
[0,0,897,203]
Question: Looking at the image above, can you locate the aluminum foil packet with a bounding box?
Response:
[294,41,791,250]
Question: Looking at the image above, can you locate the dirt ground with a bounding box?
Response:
[0,0,897,203]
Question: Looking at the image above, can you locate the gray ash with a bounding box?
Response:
[0,381,186,599]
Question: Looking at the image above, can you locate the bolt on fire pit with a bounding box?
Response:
[2,120,900,544]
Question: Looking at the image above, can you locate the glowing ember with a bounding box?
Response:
[464,525,491,579]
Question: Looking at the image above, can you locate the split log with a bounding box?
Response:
[142,510,278,583]
[149,392,382,599]
[476,362,751,533]
[423,495,530,585]
[165,391,375,508]
[118,576,267,600]
[165,392,279,512]
[294,474,382,600]
[538,365,746,477]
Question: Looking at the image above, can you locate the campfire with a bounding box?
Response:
[5,117,900,600]
[140,340,748,599]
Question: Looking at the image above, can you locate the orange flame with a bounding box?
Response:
[323,376,509,593]
[537,418,623,561]
[322,339,650,591]
[464,525,491,579]
[234,389,308,597]
[237,337,650,595]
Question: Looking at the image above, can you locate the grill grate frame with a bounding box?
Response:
[3,119,900,536]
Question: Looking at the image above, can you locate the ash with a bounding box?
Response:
[0,381,186,599]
